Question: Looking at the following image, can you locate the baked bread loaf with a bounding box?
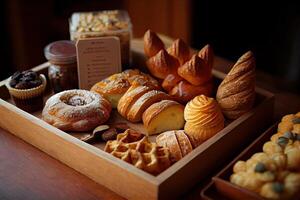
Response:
[143,30,214,103]
[216,51,256,119]
[144,29,165,58]
[167,39,190,65]
[169,80,213,104]
[156,130,193,162]
[184,95,224,147]
[104,129,171,175]
[126,90,171,122]
[90,69,160,108]
[42,89,111,131]
[178,54,211,86]
[146,49,179,79]
[143,100,185,135]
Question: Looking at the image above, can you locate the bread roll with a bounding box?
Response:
[146,49,179,79]
[167,39,190,65]
[178,54,211,86]
[144,29,165,58]
[169,80,213,104]
[184,95,224,147]
[216,51,256,119]
[126,90,171,122]
[143,100,185,135]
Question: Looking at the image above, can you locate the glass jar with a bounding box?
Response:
[44,40,78,93]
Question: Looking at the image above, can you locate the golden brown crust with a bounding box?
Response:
[184,95,224,147]
[117,85,153,118]
[169,80,213,104]
[167,39,190,65]
[42,89,112,132]
[156,130,182,162]
[126,90,171,122]
[177,54,212,86]
[198,44,214,70]
[162,73,183,92]
[216,51,256,119]
[146,49,179,79]
[144,29,165,58]
[175,130,193,156]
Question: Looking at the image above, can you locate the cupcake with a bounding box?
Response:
[6,70,47,112]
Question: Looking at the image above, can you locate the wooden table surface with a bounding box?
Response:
[1,38,300,200]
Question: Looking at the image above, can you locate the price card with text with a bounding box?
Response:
[76,37,121,89]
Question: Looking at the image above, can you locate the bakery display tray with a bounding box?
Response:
[0,60,274,199]
[201,123,300,200]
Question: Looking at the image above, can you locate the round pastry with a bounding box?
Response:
[90,69,160,108]
[184,95,224,147]
[42,89,111,131]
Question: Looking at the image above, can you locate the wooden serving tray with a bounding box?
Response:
[0,62,274,199]
[201,124,300,200]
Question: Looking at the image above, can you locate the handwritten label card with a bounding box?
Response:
[76,37,121,89]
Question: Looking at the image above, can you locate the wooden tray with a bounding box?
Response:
[201,124,300,200]
[0,61,274,199]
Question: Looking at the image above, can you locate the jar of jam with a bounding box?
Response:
[44,40,78,93]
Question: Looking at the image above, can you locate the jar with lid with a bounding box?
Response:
[44,40,78,93]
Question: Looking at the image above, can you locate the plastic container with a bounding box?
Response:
[69,10,132,69]
[44,40,78,93]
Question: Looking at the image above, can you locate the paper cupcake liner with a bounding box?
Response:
[6,74,47,100]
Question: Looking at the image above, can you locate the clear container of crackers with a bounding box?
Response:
[69,10,132,68]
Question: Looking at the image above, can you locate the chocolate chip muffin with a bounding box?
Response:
[6,70,47,112]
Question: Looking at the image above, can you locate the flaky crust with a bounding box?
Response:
[198,44,214,71]
[126,90,171,122]
[216,51,256,119]
[184,95,224,147]
[117,85,153,118]
[169,80,213,104]
[42,90,111,131]
[178,54,211,86]
[167,39,190,65]
[146,49,179,79]
[91,69,160,108]
[144,29,165,58]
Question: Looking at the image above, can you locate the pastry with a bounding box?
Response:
[277,112,300,134]
[169,80,213,104]
[167,39,190,65]
[117,85,153,118]
[6,70,47,112]
[198,44,214,71]
[104,129,171,175]
[144,29,165,58]
[156,130,193,162]
[90,69,160,108]
[178,54,211,86]
[142,100,185,135]
[42,89,111,131]
[184,95,224,147]
[162,73,183,92]
[126,90,171,122]
[146,49,180,79]
[216,51,256,119]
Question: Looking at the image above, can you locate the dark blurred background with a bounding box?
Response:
[1,0,299,93]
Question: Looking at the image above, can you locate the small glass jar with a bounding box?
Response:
[44,40,78,93]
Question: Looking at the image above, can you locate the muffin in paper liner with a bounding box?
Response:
[5,74,47,112]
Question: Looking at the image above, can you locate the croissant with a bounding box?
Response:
[198,44,214,71]
[184,95,224,147]
[177,55,212,86]
[144,29,165,58]
[146,49,179,79]
[169,80,213,104]
[167,39,190,65]
[216,51,256,119]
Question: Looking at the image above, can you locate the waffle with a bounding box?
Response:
[104,129,171,175]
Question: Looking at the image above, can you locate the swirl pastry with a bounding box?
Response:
[216,51,256,119]
[184,95,224,147]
